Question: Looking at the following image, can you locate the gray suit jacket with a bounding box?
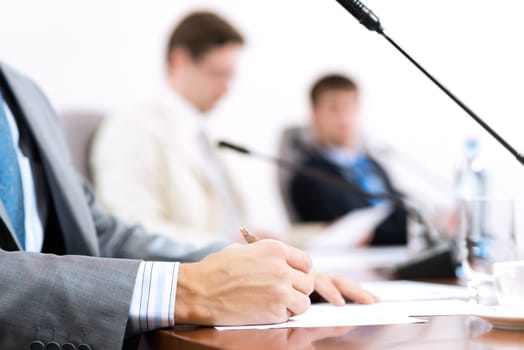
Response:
[0,62,226,349]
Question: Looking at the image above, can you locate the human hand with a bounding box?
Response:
[311,271,379,306]
[175,240,315,326]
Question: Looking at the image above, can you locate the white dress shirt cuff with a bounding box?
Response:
[127,261,179,335]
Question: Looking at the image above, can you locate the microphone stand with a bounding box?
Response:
[332,0,524,278]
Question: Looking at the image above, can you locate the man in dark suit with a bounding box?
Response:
[289,74,407,246]
[0,63,377,349]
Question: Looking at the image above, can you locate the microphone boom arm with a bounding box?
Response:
[335,0,524,167]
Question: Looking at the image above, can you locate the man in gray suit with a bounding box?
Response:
[0,62,376,349]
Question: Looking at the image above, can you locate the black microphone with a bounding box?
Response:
[334,0,383,33]
[218,141,250,155]
[218,140,456,279]
[334,0,524,167]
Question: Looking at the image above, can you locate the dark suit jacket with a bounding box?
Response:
[0,62,226,349]
[289,148,407,246]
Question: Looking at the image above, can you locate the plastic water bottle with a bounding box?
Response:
[454,138,488,281]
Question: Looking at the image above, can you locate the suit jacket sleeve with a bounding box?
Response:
[0,249,140,349]
[0,181,226,349]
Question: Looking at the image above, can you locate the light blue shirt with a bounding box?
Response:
[1,101,179,334]
[323,146,390,206]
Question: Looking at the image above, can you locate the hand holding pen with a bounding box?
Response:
[240,227,379,306]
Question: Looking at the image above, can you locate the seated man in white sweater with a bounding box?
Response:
[92,12,248,245]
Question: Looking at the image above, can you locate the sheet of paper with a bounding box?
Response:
[362,281,470,302]
[215,282,473,331]
[216,303,424,331]
[305,204,393,249]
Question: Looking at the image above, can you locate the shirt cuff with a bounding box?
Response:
[127,261,180,335]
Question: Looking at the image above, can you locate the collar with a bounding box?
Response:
[159,85,208,134]
[322,145,365,167]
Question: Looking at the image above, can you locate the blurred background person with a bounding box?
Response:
[285,74,408,246]
[91,12,249,245]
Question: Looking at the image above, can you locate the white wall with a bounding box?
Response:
[2,0,524,247]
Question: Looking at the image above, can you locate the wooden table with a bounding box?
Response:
[138,248,524,349]
[140,316,524,350]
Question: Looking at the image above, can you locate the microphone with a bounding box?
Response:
[218,141,250,155]
[334,0,383,33]
[218,140,456,279]
[333,0,524,167]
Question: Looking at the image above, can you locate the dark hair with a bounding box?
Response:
[310,74,358,106]
[166,11,245,63]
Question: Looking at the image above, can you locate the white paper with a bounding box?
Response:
[215,281,475,332]
[215,303,424,331]
[215,299,475,331]
[305,205,392,249]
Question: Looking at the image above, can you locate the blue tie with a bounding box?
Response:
[345,155,388,206]
[0,93,26,249]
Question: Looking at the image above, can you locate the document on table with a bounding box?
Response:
[216,299,475,331]
[215,281,475,331]
[215,303,424,331]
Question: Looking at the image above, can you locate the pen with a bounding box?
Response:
[240,227,259,244]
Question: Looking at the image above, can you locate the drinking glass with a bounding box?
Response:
[456,197,517,301]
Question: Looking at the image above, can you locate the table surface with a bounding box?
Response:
[141,316,524,350]
[138,247,524,349]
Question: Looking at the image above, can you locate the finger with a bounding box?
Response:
[286,289,311,317]
[332,277,379,304]
[290,269,315,295]
[313,272,345,306]
[284,245,313,274]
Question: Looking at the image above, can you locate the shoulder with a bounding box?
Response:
[301,150,340,174]
[100,101,173,139]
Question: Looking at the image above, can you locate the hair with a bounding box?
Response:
[310,74,359,106]
[166,11,245,64]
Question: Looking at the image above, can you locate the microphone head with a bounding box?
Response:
[217,141,251,155]
[334,0,384,34]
